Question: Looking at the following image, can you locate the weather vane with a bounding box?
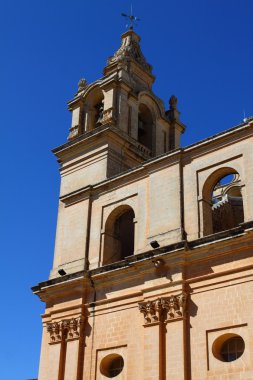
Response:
[121,4,140,30]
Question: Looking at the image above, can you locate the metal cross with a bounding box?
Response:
[121,5,140,30]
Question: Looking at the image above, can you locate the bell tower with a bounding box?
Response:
[56,28,185,188]
[50,28,186,278]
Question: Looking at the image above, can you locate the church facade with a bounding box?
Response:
[32,28,253,380]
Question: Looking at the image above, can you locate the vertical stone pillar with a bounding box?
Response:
[38,324,61,380]
[64,340,79,380]
[198,196,213,237]
[117,86,130,133]
[49,343,63,379]
[165,319,184,380]
[129,98,139,140]
[143,322,164,380]
[162,294,187,380]
[139,294,187,380]
[101,85,117,126]
[45,322,65,380]
[45,317,84,380]
[139,299,165,380]
[68,100,85,141]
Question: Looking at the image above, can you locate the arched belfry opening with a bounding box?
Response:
[138,104,153,151]
[202,169,244,236]
[86,87,104,130]
[103,206,135,265]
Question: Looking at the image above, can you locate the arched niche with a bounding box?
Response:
[138,103,153,151]
[84,86,104,131]
[103,205,135,265]
[202,167,244,236]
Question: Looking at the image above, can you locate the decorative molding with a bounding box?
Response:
[138,293,187,325]
[47,317,84,344]
[107,30,152,74]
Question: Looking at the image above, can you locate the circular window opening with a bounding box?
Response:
[100,354,124,378]
[212,334,245,362]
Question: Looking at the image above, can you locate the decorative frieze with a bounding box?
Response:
[47,317,84,344]
[138,293,187,325]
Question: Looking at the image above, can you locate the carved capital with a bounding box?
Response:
[47,317,84,344]
[161,292,187,321]
[139,293,187,325]
[47,322,62,343]
[139,298,164,324]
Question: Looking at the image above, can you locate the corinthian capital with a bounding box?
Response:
[47,316,84,344]
[139,293,187,325]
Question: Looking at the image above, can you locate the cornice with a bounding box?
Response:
[32,221,253,302]
[184,119,253,154]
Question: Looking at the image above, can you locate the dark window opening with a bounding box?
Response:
[100,354,124,378]
[103,207,135,265]
[114,209,135,259]
[138,104,153,151]
[94,100,104,127]
[108,356,124,377]
[220,336,245,362]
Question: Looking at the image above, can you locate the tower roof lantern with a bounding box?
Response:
[105,29,153,75]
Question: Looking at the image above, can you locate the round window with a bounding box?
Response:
[100,354,124,378]
[212,334,245,362]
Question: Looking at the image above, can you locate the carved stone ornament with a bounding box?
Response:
[68,124,81,141]
[101,107,115,125]
[78,78,87,92]
[47,317,84,344]
[169,95,178,110]
[107,30,152,74]
[139,293,187,325]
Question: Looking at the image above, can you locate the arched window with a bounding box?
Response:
[202,169,244,236]
[85,88,104,130]
[138,104,153,151]
[103,206,135,265]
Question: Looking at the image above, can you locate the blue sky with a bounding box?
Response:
[0,1,252,378]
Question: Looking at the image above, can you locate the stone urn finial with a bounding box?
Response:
[169,95,178,110]
[78,78,87,92]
